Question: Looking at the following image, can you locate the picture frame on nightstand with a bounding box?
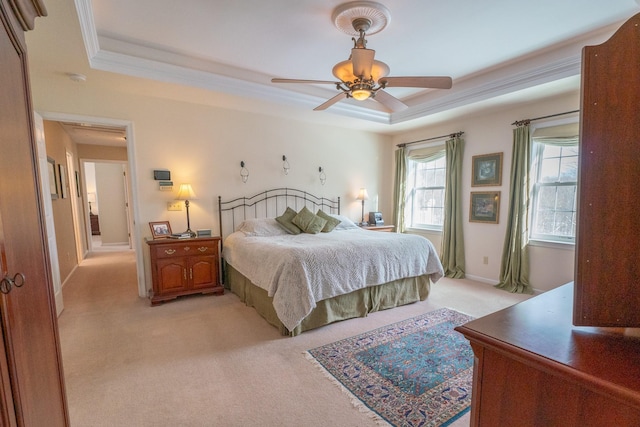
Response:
[149,221,172,239]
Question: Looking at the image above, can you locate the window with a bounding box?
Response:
[530,136,579,243]
[406,150,446,229]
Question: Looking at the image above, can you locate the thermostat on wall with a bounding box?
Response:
[159,181,173,191]
[153,169,170,181]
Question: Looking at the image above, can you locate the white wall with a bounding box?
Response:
[29,69,578,295]
[29,77,392,293]
[393,91,580,293]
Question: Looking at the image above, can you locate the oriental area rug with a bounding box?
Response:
[306,308,475,427]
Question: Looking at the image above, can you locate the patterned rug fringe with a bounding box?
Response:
[304,351,391,426]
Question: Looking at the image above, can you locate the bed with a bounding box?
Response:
[218,188,444,336]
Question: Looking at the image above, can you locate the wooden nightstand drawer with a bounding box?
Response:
[146,236,222,305]
[152,241,216,259]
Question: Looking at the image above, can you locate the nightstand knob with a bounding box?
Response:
[164,249,176,255]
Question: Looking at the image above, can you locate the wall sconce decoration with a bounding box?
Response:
[176,183,197,237]
[282,155,290,175]
[240,161,249,183]
[319,167,326,185]
[357,188,369,225]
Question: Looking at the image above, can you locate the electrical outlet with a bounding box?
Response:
[167,202,182,211]
[483,256,489,265]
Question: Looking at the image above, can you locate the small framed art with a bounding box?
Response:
[47,157,59,200]
[472,152,503,186]
[58,163,67,198]
[149,221,172,239]
[470,191,500,224]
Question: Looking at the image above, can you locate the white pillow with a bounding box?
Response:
[237,218,290,237]
[330,214,359,230]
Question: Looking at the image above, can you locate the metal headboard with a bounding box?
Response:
[218,187,340,246]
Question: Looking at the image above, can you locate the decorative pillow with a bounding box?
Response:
[316,210,341,232]
[275,207,302,235]
[330,214,359,230]
[292,206,327,234]
[238,218,290,237]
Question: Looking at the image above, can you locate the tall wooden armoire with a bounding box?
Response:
[574,12,640,327]
[0,0,69,425]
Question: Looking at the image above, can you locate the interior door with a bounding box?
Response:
[0,1,69,425]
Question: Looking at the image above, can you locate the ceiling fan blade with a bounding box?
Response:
[351,48,375,78]
[379,76,453,89]
[314,93,347,111]
[374,90,408,112]
[272,78,338,85]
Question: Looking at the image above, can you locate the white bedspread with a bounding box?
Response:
[223,226,444,331]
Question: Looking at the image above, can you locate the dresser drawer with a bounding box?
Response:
[152,241,217,259]
[146,236,223,306]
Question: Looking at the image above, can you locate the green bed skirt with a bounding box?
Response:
[224,263,431,336]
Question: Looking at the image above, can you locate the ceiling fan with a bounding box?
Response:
[271,2,452,112]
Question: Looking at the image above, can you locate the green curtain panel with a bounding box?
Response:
[441,136,465,278]
[496,125,533,294]
[393,147,407,232]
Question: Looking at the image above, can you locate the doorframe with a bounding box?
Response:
[36,111,146,298]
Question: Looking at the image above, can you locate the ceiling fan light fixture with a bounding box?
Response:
[370,60,390,81]
[332,58,390,83]
[351,88,372,101]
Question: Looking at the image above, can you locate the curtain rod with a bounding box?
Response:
[512,109,579,127]
[396,131,464,148]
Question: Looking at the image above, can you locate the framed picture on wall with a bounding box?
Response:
[58,163,67,199]
[48,157,59,200]
[75,171,81,197]
[470,191,500,224]
[472,152,503,186]
[149,221,172,239]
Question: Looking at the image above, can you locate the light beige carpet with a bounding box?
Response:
[58,250,532,426]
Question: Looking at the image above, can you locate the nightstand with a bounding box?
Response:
[146,236,223,306]
[360,225,395,232]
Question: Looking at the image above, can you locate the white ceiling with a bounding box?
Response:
[59,122,126,146]
[69,0,639,133]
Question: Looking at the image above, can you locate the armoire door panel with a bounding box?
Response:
[0,0,68,425]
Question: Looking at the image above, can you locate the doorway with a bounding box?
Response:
[83,160,131,252]
[38,112,146,298]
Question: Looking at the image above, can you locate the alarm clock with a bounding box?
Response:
[369,212,384,226]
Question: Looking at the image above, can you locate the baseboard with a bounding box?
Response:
[54,288,64,317]
[465,274,498,285]
[464,274,543,295]
[61,264,78,288]
[100,241,129,246]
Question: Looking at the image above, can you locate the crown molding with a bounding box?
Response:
[74,0,99,58]
[73,0,625,126]
[390,55,581,125]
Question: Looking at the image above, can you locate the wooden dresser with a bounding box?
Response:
[455,283,640,426]
[146,236,223,306]
[90,213,100,235]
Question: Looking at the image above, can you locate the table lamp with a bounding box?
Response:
[176,183,197,237]
[357,188,369,225]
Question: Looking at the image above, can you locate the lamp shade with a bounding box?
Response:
[357,188,369,201]
[332,50,390,83]
[176,183,196,200]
